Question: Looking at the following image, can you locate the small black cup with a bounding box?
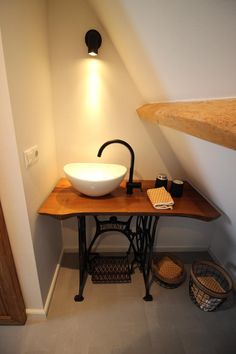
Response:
[155,174,168,189]
[170,180,184,197]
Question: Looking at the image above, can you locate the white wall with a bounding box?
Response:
[48,0,167,178]
[48,0,210,252]
[0,30,43,310]
[1,0,234,304]
[90,0,236,277]
[47,0,167,249]
[49,0,223,249]
[90,0,236,102]
[159,126,236,272]
[0,0,62,306]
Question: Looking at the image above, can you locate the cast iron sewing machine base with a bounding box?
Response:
[74,215,159,302]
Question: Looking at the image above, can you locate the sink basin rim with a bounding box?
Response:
[63,162,127,197]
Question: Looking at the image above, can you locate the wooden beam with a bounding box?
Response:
[137,98,236,150]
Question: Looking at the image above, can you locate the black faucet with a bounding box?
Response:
[97,139,142,195]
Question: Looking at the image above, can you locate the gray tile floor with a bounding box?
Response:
[0,252,236,354]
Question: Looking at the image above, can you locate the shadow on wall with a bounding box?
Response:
[227,262,236,287]
[156,216,215,251]
[150,125,235,211]
[89,0,168,102]
[139,119,187,179]
[34,215,62,303]
[62,215,132,253]
[210,219,236,282]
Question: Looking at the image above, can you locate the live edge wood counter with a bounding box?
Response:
[38,178,220,221]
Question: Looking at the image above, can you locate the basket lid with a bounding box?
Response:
[197,276,225,294]
[152,255,185,284]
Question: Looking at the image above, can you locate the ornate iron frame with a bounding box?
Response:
[74,214,159,302]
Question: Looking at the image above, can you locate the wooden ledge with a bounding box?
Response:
[137,98,236,150]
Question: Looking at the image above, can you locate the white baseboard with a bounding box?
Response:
[155,245,208,252]
[43,249,64,315]
[26,249,64,317]
[26,308,46,317]
[63,247,78,253]
[64,245,208,253]
[26,247,223,317]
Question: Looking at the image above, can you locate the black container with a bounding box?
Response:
[155,174,168,189]
[170,179,184,197]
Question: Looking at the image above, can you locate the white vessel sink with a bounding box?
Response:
[64,163,127,197]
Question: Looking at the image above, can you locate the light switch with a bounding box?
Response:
[24,145,39,168]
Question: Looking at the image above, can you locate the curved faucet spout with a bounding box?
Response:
[97,139,134,183]
[97,139,141,194]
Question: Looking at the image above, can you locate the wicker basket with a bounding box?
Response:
[189,260,233,312]
[152,255,186,288]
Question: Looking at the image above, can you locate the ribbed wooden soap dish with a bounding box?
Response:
[152,255,186,288]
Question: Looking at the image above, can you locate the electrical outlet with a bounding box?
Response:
[24,145,39,168]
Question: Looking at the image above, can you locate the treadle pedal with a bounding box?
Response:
[91,255,131,284]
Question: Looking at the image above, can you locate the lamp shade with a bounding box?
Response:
[85,29,102,56]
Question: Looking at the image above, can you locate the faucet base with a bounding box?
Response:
[126,181,142,195]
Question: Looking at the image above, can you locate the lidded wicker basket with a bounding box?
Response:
[189,260,233,312]
[152,255,186,288]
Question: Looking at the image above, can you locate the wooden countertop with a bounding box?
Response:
[38,178,220,221]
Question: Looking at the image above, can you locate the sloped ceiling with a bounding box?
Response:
[89,0,236,102]
[90,0,236,150]
[89,0,236,274]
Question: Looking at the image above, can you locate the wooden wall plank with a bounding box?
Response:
[0,202,27,325]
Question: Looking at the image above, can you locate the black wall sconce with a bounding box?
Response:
[85,29,102,56]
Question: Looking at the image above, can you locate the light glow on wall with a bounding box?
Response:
[84,58,102,115]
